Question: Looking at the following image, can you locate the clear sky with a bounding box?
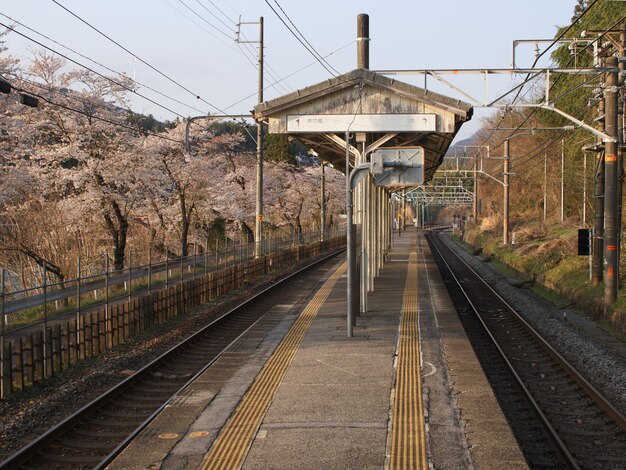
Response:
[1,1,575,141]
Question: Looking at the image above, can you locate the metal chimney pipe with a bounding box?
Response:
[357,14,369,69]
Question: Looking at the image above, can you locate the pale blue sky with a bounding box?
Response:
[1,1,575,141]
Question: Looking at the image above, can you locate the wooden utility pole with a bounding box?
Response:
[592,63,605,286]
[604,56,619,305]
[255,17,264,257]
[503,139,510,245]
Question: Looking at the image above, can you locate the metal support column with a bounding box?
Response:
[347,162,370,337]
[604,56,619,305]
[503,139,510,245]
[361,171,369,309]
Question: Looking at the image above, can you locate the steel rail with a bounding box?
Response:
[0,247,345,469]
[429,234,626,432]
[428,233,588,469]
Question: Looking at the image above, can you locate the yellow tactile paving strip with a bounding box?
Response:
[389,251,428,469]
[200,262,346,470]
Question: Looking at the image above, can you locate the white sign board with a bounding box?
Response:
[286,114,436,133]
[371,147,425,187]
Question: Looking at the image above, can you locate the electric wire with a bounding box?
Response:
[271,0,341,76]
[4,76,185,144]
[204,0,235,26]
[192,0,237,34]
[50,0,223,114]
[220,40,355,112]
[161,0,291,95]
[0,12,207,115]
[475,2,613,179]
[475,0,602,150]
[162,0,234,47]
[0,21,188,119]
[262,0,339,78]
[175,0,233,39]
[503,12,626,174]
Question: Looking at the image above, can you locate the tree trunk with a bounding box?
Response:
[103,200,128,270]
[241,221,254,243]
[179,192,194,258]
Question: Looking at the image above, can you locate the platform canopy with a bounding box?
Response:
[254,68,473,184]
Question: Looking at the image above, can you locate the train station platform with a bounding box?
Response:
[109,228,527,470]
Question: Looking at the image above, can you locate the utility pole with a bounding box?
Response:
[561,138,565,223]
[543,152,548,222]
[256,17,264,257]
[592,62,606,286]
[238,17,264,257]
[321,162,326,242]
[503,139,510,244]
[604,55,619,305]
[473,160,478,223]
[583,151,587,226]
[617,23,626,282]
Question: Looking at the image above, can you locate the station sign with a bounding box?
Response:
[371,147,425,187]
[286,114,436,133]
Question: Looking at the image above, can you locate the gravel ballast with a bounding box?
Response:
[440,233,626,416]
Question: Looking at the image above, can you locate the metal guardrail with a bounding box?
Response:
[0,229,347,399]
[0,229,343,333]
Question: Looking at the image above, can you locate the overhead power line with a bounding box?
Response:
[476,0,602,149]
[50,0,223,114]
[0,21,191,119]
[263,0,340,78]
[192,0,237,34]
[271,0,341,76]
[4,75,185,144]
[0,12,206,115]
[175,0,233,39]
[221,40,355,112]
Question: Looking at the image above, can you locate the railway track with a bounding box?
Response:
[0,250,343,470]
[427,233,626,470]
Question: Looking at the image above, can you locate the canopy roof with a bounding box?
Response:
[254,68,473,184]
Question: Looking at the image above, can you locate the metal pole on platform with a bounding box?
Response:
[604,56,619,305]
[346,131,354,337]
[347,162,371,338]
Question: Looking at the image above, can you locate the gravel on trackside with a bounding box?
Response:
[440,233,626,417]
[0,275,280,458]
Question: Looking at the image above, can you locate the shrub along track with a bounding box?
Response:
[0,250,343,469]
[427,232,626,470]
